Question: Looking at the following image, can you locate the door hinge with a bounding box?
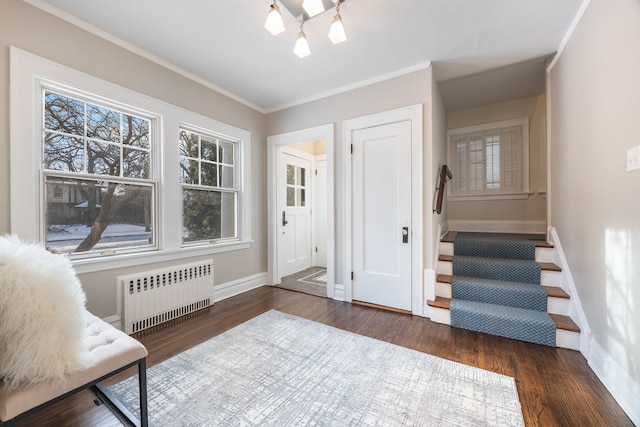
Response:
[315,247,318,253]
[351,271,354,280]
[315,169,318,176]
[350,144,354,154]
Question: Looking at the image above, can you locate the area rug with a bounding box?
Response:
[109,310,524,426]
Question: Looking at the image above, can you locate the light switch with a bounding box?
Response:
[627,146,640,172]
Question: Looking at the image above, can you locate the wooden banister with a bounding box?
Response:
[434,165,452,214]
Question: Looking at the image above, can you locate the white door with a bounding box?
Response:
[278,150,312,278]
[352,121,412,311]
[314,159,327,268]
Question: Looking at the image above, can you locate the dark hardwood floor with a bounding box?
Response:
[17,286,632,426]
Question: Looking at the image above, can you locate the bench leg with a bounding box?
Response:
[94,357,148,427]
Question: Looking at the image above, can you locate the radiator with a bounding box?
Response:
[119,260,214,334]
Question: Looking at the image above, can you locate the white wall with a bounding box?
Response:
[548,0,640,422]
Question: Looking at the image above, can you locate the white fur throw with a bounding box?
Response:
[0,235,91,389]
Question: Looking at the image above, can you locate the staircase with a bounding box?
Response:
[427,231,580,350]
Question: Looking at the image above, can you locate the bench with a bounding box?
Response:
[0,311,148,426]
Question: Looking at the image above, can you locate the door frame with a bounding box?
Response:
[343,105,423,315]
[267,124,335,299]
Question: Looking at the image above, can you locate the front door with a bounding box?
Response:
[278,150,312,279]
[352,120,412,311]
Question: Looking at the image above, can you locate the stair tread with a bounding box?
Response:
[427,297,451,309]
[439,255,561,272]
[432,297,580,333]
[441,231,553,248]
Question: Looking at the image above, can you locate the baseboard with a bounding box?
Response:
[332,283,345,301]
[588,338,640,425]
[448,220,546,234]
[103,314,122,330]
[214,272,268,302]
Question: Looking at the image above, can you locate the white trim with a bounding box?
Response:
[103,314,122,330]
[588,339,640,426]
[343,104,424,315]
[547,0,593,72]
[547,227,591,355]
[214,272,267,302]
[267,124,335,300]
[10,47,252,273]
[448,220,546,235]
[266,62,431,113]
[22,0,264,113]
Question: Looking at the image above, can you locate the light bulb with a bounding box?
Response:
[264,3,285,36]
[302,0,324,17]
[293,31,311,58]
[328,13,346,44]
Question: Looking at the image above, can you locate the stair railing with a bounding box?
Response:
[433,165,452,214]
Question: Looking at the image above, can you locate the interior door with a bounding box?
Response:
[352,120,412,311]
[278,150,312,279]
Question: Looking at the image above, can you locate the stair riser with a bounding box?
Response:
[440,242,555,263]
[437,261,562,287]
[428,306,579,351]
[435,282,569,316]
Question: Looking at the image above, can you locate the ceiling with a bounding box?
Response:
[27,0,584,113]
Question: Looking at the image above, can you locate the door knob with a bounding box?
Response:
[282,211,288,227]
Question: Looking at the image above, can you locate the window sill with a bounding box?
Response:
[448,192,531,202]
[71,240,253,274]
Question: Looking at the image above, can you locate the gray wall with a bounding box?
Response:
[549,0,640,387]
[0,0,267,318]
[266,68,447,289]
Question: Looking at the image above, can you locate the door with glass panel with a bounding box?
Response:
[277,149,312,278]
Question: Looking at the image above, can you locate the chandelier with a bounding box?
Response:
[264,0,347,58]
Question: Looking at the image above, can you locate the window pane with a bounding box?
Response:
[486,133,500,190]
[180,158,199,184]
[87,103,120,143]
[182,189,236,242]
[44,92,84,134]
[201,137,217,162]
[180,130,199,158]
[221,165,234,188]
[45,176,153,254]
[87,140,121,176]
[287,187,295,206]
[298,188,306,207]
[298,167,306,187]
[123,147,150,179]
[201,162,218,187]
[469,138,483,191]
[219,140,234,164]
[123,114,150,149]
[44,132,84,172]
[287,165,295,185]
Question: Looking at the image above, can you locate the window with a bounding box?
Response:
[448,118,529,199]
[179,128,238,243]
[10,47,252,273]
[43,90,155,256]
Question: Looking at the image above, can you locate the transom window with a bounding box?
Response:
[448,118,529,199]
[43,90,155,256]
[179,128,238,243]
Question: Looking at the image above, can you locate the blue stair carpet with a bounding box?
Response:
[448,232,555,347]
[450,299,556,347]
[452,276,548,312]
[454,232,536,260]
[453,255,541,284]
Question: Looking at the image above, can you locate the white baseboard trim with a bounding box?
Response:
[332,283,345,301]
[588,338,640,425]
[214,272,267,302]
[448,220,546,234]
[103,314,122,330]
